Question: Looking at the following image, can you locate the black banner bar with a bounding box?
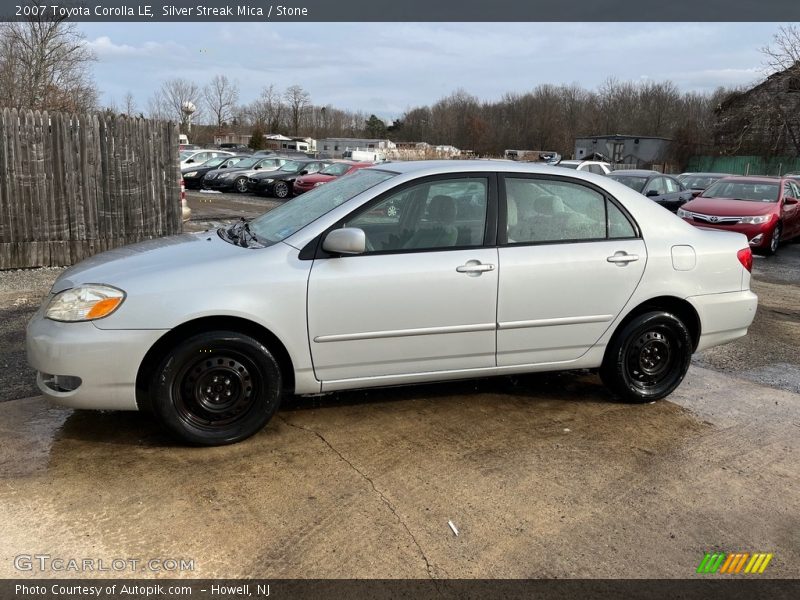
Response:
[0,0,799,22]
[3,579,800,600]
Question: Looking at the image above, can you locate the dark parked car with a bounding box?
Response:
[202,156,289,193]
[609,170,693,212]
[249,159,331,199]
[181,155,252,190]
[678,176,800,256]
[676,172,732,197]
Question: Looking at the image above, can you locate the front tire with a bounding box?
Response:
[273,181,290,199]
[600,311,692,403]
[234,176,249,194]
[765,223,781,256]
[150,331,282,445]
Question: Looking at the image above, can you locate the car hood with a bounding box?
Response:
[296,173,335,185]
[52,231,244,293]
[683,197,778,216]
[252,170,301,181]
[206,167,277,179]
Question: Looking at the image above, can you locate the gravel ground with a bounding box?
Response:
[1,198,798,401]
[0,267,65,402]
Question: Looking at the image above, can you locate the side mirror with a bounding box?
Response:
[322,228,366,255]
[299,170,308,175]
[691,190,702,197]
[186,159,194,164]
[645,189,659,197]
[785,197,799,205]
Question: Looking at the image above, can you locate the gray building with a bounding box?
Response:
[574,135,672,167]
[317,137,396,158]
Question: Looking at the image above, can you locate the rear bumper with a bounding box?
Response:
[26,313,167,411]
[688,290,758,352]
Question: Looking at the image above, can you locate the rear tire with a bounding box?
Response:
[150,331,282,445]
[600,311,692,403]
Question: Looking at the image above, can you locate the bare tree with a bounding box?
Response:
[203,74,239,129]
[246,84,285,132]
[284,84,310,136]
[761,24,800,74]
[151,78,203,129]
[0,3,97,112]
[123,91,136,117]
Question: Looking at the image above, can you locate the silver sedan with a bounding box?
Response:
[27,161,758,445]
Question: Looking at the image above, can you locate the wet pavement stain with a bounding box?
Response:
[2,366,797,579]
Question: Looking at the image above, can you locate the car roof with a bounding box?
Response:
[683,172,730,177]
[371,159,605,176]
[718,176,782,183]
[610,169,661,176]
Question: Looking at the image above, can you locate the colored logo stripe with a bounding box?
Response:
[697,552,774,574]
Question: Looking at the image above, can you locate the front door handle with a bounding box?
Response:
[607,251,639,265]
[457,260,495,276]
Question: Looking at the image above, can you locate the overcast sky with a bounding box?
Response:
[78,22,782,119]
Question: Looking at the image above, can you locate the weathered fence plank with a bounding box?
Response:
[0,109,180,269]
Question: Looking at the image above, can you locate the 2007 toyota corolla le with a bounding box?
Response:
[27,161,758,445]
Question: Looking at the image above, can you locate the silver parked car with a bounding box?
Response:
[27,161,758,445]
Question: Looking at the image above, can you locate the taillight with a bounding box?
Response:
[180,179,186,202]
[737,247,752,272]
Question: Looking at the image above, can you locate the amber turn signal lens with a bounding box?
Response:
[86,297,123,319]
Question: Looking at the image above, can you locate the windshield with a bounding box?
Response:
[279,161,304,172]
[179,151,194,160]
[682,175,720,189]
[203,157,228,168]
[610,175,647,193]
[702,181,780,202]
[230,157,259,169]
[248,169,395,244]
[320,163,352,176]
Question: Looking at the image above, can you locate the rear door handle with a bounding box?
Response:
[607,252,639,265]
[457,260,495,275]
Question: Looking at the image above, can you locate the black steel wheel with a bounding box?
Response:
[600,311,692,403]
[234,176,249,193]
[151,331,282,445]
[273,181,290,199]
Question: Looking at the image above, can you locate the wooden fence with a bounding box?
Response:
[0,109,181,269]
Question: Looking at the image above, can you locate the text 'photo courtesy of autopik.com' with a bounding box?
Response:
[2,0,800,599]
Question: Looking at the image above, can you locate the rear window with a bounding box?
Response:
[609,175,647,193]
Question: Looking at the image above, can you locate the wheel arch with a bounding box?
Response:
[608,296,701,356]
[135,316,296,411]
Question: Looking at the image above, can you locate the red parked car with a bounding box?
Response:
[677,176,800,255]
[293,161,372,195]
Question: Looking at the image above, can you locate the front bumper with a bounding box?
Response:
[681,217,774,249]
[202,177,237,191]
[26,312,167,410]
[687,290,758,352]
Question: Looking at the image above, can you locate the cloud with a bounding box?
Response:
[84,36,186,58]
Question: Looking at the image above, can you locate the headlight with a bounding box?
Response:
[45,285,126,322]
[677,208,690,218]
[262,179,274,184]
[184,171,197,178]
[740,215,771,224]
